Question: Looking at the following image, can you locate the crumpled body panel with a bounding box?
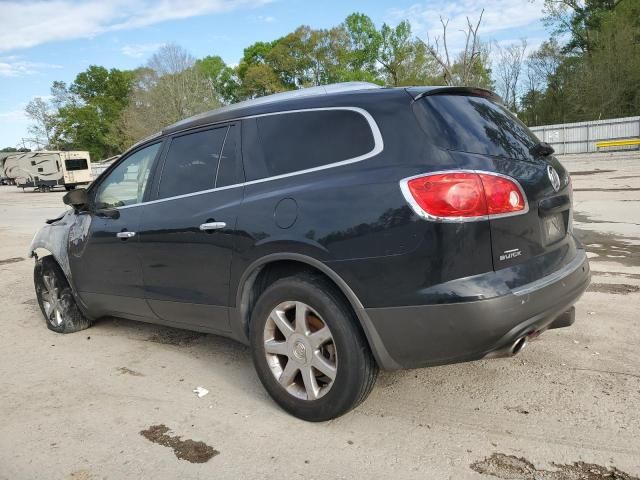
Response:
[29,210,92,290]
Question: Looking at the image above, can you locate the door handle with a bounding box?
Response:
[199,221,226,231]
[116,231,136,239]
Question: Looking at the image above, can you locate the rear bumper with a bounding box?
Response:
[364,249,590,369]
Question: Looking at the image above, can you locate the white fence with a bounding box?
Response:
[529,116,640,154]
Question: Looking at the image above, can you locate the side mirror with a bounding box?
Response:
[62,188,89,209]
[95,208,120,219]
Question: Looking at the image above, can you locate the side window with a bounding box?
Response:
[215,125,239,188]
[94,142,161,209]
[158,127,228,199]
[65,159,89,171]
[249,109,375,180]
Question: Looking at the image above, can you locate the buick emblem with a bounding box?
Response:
[547,165,561,192]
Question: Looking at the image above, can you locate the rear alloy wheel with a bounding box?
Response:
[34,256,91,333]
[250,273,378,421]
[263,301,337,401]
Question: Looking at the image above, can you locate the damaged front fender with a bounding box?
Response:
[29,209,92,292]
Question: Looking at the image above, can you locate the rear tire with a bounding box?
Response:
[249,273,378,421]
[34,256,91,333]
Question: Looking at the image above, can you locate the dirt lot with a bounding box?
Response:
[1,152,639,479]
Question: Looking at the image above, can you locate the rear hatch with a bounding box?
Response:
[410,88,577,287]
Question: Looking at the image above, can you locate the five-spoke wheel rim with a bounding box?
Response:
[40,273,63,327]
[263,301,337,401]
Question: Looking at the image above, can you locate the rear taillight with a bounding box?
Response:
[400,171,528,221]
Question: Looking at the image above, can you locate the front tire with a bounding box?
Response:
[34,256,91,333]
[250,273,378,421]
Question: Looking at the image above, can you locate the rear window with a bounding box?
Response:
[65,159,88,171]
[251,109,375,180]
[418,95,539,161]
[158,126,228,199]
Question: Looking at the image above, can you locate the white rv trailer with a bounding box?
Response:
[0,157,8,185]
[0,152,19,185]
[3,151,92,191]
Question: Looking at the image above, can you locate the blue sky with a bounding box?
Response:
[0,0,551,149]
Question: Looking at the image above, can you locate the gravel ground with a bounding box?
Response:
[0,152,639,479]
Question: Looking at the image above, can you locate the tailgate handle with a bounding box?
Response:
[538,195,570,216]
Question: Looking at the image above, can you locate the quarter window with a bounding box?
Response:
[158,127,228,199]
[94,143,161,209]
[250,109,375,180]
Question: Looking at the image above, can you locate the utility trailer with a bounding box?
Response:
[3,151,92,192]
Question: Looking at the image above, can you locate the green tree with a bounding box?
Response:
[195,55,239,103]
[521,0,639,125]
[578,0,640,118]
[236,40,287,98]
[543,0,617,54]
[378,21,413,86]
[343,13,381,79]
[53,65,135,159]
[240,63,286,98]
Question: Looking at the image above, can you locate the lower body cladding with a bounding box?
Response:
[364,249,590,369]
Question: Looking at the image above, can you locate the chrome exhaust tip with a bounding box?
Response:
[511,336,528,355]
[484,335,529,359]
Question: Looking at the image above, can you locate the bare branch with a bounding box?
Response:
[419,8,485,86]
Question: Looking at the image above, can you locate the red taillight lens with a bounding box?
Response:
[479,173,526,215]
[405,172,487,218]
[402,171,526,220]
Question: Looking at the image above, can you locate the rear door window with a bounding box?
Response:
[215,125,241,188]
[418,95,539,161]
[158,126,228,199]
[248,109,375,180]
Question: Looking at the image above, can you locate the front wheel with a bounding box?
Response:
[250,273,378,421]
[34,256,91,333]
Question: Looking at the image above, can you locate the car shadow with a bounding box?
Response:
[89,316,274,405]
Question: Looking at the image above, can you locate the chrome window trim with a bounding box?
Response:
[116,106,383,210]
[399,169,530,223]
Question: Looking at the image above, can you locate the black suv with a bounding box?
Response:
[30,82,590,421]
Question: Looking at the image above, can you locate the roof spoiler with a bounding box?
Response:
[407,86,503,104]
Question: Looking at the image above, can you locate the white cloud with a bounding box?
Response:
[0,109,27,121]
[121,43,166,58]
[257,15,276,23]
[388,0,545,53]
[0,0,272,53]
[0,56,63,77]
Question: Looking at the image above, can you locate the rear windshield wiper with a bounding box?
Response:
[530,141,555,157]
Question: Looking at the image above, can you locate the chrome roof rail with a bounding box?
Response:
[166,82,382,131]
